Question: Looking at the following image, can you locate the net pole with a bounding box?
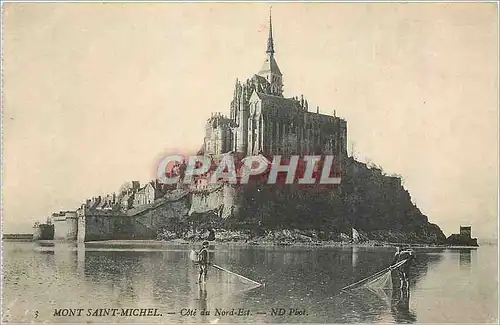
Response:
[341,266,390,291]
[212,264,261,286]
[341,258,408,291]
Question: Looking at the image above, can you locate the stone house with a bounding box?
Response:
[133,181,166,207]
[120,193,134,211]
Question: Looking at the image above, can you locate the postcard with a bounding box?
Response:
[2,2,498,324]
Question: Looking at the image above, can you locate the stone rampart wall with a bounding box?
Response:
[77,191,190,242]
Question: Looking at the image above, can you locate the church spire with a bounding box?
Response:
[266,7,274,55]
[258,7,283,96]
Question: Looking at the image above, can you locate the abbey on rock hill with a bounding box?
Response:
[201,11,348,159]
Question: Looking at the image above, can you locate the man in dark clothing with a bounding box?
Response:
[197,241,210,283]
[392,246,415,289]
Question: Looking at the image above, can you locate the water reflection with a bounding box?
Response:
[337,247,447,323]
[391,288,416,323]
[56,244,445,317]
[459,249,472,268]
[352,247,358,268]
[197,283,208,323]
[6,242,488,323]
[407,248,445,287]
[340,279,417,323]
[34,241,55,248]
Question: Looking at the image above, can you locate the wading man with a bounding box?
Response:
[392,246,415,289]
[197,241,210,284]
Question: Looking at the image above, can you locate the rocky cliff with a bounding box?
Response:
[340,157,446,243]
[181,157,446,244]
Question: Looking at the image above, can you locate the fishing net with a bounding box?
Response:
[212,264,261,287]
[347,285,393,309]
[363,268,393,290]
[341,258,408,292]
[189,249,198,262]
[189,249,261,293]
[194,264,261,300]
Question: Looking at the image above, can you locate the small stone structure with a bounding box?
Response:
[33,223,54,240]
[52,211,78,241]
[446,225,478,246]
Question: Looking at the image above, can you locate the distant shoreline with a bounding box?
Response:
[3,236,489,248]
[58,239,483,249]
[2,234,33,241]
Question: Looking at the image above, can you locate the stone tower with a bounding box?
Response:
[204,113,232,155]
[257,8,283,97]
[236,86,249,154]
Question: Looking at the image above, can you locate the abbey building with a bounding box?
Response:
[202,12,348,159]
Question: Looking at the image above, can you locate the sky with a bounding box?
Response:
[2,2,498,239]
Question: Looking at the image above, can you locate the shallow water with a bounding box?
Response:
[2,241,498,323]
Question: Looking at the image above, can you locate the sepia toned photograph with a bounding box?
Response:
[1,2,498,324]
